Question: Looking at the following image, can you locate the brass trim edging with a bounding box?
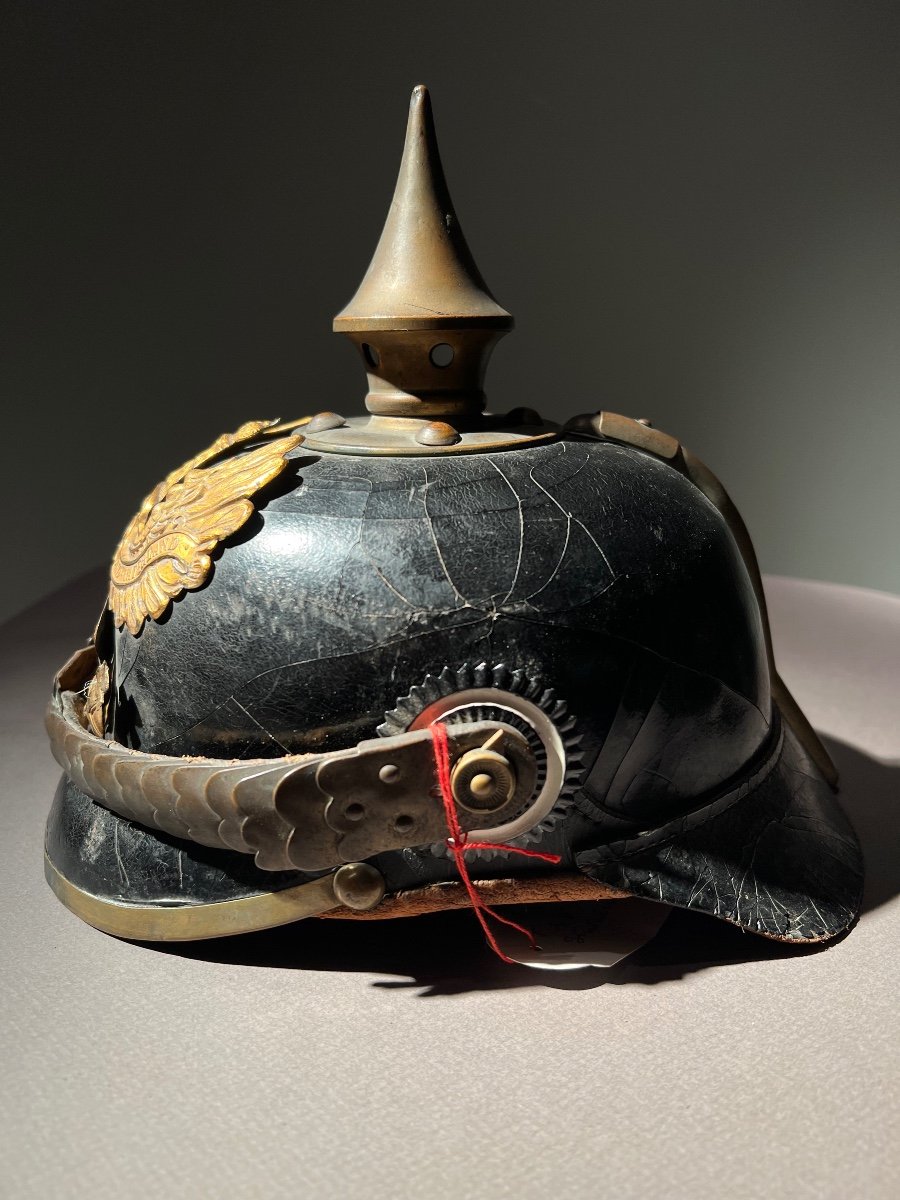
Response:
[44,854,342,942]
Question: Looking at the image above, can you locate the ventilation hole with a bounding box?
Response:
[344,802,366,822]
[429,343,454,368]
[394,814,415,834]
[362,343,380,369]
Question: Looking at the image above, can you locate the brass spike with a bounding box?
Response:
[333,85,513,421]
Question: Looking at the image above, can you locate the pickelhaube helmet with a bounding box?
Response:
[45,85,863,960]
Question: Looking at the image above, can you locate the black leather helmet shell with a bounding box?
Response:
[46,434,862,944]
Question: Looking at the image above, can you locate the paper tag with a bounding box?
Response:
[493,899,671,970]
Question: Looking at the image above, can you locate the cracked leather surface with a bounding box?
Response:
[111,439,767,764]
[578,719,863,941]
[47,434,863,940]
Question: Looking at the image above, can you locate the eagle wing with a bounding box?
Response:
[110,432,302,635]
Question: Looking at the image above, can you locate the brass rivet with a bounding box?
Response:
[469,772,495,799]
[306,411,346,433]
[379,763,400,784]
[333,862,386,911]
[451,744,515,813]
[416,421,461,447]
[636,417,653,427]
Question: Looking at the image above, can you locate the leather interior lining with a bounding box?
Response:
[322,872,628,919]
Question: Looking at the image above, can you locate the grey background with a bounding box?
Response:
[3,0,899,624]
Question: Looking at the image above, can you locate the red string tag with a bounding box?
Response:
[430,721,561,964]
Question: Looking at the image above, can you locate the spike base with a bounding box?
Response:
[302,414,557,457]
[340,327,510,420]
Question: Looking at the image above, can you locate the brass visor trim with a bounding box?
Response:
[46,853,626,941]
[44,855,345,942]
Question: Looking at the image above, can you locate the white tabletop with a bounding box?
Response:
[2,571,898,1200]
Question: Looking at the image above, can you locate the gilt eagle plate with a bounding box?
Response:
[109,420,304,635]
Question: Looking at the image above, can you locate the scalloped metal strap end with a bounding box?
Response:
[46,645,537,874]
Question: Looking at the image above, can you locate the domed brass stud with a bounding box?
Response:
[306,411,347,433]
[451,731,516,813]
[469,773,495,800]
[332,862,386,911]
[416,421,461,447]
